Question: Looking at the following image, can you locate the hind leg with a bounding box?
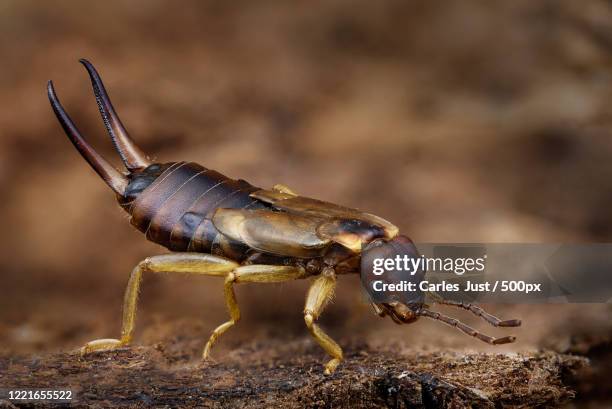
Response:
[81,253,239,354]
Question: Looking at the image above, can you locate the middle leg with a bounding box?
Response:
[202,264,306,358]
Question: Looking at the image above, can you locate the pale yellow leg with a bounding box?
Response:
[304,267,342,374]
[81,253,239,355]
[203,264,306,358]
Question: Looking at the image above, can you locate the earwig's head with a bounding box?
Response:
[48,59,163,205]
[361,234,426,322]
[361,235,521,344]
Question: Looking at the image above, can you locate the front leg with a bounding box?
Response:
[304,267,343,374]
[81,253,238,354]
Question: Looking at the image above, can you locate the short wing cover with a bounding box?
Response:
[250,189,399,251]
[212,208,331,258]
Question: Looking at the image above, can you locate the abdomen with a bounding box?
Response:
[127,162,266,259]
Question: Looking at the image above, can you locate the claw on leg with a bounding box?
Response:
[305,312,343,374]
[324,358,341,375]
[80,338,128,355]
[203,321,235,359]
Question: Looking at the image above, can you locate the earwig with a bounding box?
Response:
[48,60,521,374]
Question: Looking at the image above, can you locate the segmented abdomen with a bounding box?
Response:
[129,162,266,259]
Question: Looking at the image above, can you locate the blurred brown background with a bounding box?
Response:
[0,0,611,400]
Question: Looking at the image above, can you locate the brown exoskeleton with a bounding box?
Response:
[48,60,521,374]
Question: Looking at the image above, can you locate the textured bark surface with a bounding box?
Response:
[0,339,586,408]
